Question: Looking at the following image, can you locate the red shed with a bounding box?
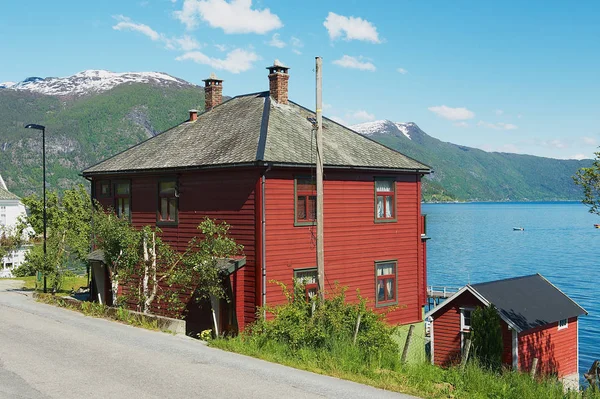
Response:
[426,274,587,389]
[82,61,431,335]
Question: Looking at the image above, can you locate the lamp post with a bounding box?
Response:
[24,123,47,293]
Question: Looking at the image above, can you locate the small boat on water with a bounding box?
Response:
[513,227,524,231]
[595,224,600,229]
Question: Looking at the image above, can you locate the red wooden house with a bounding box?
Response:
[82,62,431,335]
[425,274,587,388]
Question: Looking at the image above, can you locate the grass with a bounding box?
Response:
[35,294,161,331]
[2,275,88,296]
[212,337,598,399]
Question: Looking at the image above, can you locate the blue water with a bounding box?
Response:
[423,202,600,378]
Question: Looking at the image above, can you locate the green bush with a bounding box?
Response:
[243,282,399,369]
[471,305,503,371]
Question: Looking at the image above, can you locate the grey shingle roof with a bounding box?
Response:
[471,274,587,332]
[0,186,20,201]
[83,92,430,175]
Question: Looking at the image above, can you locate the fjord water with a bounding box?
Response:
[423,202,599,378]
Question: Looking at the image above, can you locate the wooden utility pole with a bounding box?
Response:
[315,56,325,303]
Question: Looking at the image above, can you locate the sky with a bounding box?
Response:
[1,0,599,160]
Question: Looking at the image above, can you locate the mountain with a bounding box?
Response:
[3,70,190,97]
[351,120,591,202]
[0,69,590,201]
[0,70,204,196]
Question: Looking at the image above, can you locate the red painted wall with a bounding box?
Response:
[92,168,259,329]
[431,290,483,366]
[518,317,578,377]
[263,169,425,325]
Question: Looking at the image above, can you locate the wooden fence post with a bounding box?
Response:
[460,337,472,370]
[401,325,415,363]
[353,313,362,345]
[530,357,538,379]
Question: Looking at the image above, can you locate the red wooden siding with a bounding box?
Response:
[91,168,259,329]
[264,169,425,325]
[431,290,483,366]
[518,317,578,377]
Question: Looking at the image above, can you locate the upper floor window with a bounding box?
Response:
[375,179,395,221]
[0,206,5,226]
[158,179,178,224]
[295,177,316,225]
[114,181,131,219]
[294,268,318,300]
[375,261,397,306]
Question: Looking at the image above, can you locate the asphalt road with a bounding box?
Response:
[0,280,418,399]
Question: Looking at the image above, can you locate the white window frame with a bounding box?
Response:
[558,318,568,330]
[460,307,474,331]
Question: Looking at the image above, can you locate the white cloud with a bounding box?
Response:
[517,114,523,119]
[330,116,347,125]
[323,12,381,43]
[477,121,518,130]
[113,16,201,51]
[397,68,408,74]
[323,103,332,110]
[351,110,375,121]
[428,105,475,121]
[494,109,504,116]
[454,122,469,128]
[290,36,303,48]
[268,33,286,48]
[333,55,376,71]
[292,49,302,55]
[174,0,282,34]
[113,15,161,41]
[176,48,259,73]
[546,139,566,149]
[214,43,228,52]
[570,154,588,160]
[583,137,597,145]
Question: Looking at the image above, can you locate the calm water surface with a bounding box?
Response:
[423,202,599,378]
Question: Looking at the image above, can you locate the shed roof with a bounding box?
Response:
[426,274,587,332]
[82,92,430,176]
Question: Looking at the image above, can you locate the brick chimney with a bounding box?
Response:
[202,73,223,111]
[267,60,290,104]
[188,109,198,122]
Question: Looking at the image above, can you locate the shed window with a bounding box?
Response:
[294,268,318,300]
[158,180,178,224]
[375,261,397,306]
[375,179,395,221]
[114,182,131,219]
[295,178,316,225]
[558,319,568,330]
[461,308,474,331]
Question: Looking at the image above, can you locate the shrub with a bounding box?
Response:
[471,305,503,371]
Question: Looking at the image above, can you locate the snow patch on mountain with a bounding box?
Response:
[0,81,16,89]
[3,70,193,96]
[351,120,414,140]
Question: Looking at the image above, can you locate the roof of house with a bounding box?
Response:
[82,92,431,176]
[0,185,20,201]
[426,274,587,332]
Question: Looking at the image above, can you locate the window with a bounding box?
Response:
[295,177,316,225]
[114,181,131,219]
[0,206,5,226]
[375,179,395,221]
[98,180,111,198]
[375,261,397,306]
[158,179,178,224]
[461,308,474,331]
[558,319,568,330]
[294,268,318,300]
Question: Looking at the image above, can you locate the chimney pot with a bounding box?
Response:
[202,73,223,110]
[267,60,290,104]
[189,109,199,122]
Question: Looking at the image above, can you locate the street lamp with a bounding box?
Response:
[24,123,47,293]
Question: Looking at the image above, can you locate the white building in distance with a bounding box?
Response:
[0,174,30,277]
